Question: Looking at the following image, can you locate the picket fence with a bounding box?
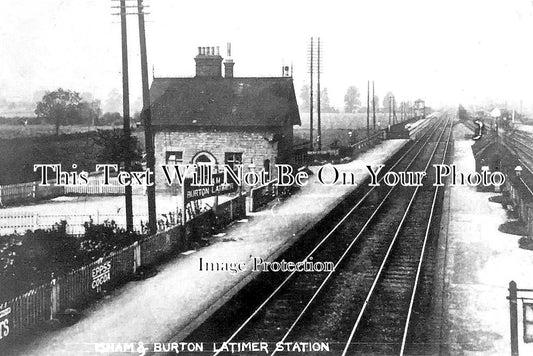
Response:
[0,210,148,235]
[0,194,246,345]
[0,174,145,206]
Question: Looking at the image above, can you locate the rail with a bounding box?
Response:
[194,116,447,356]
[342,115,452,355]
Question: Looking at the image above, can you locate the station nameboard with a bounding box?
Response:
[523,302,533,343]
[184,172,238,204]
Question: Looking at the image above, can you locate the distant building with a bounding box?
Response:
[149,46,301,191]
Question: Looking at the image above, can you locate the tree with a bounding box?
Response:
[94,129,143,170]
[79,100,102,127]
[35,88,82,135]
[103,88,122,113]
[299,84,310,112]
[320,88,338,113]
[344,86,361,113]
[458,105,468,120]
[100,112,122,126]
[373,95,379,112]
[382,92,395,111]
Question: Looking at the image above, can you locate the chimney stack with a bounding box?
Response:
[194,45,223,77]
[223,42,235,78]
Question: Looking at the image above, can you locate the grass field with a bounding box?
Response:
[295,112,394,148]
[298,112,393,130]
[0,124,118,139]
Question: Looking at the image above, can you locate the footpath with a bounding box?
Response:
[6,139,407,356]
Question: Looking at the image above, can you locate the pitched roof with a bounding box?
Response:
[149,77,301,128]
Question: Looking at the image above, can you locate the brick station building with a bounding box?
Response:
[149,46,301,192]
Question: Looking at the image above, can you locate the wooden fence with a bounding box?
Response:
[0,211,148,235]
[0,173,145,207]
[249,180,279,212]
[0,180,64,206]
[0,194,246,345]
[350,130,386,153]
[64,174,145,196]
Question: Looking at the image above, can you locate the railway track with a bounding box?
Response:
[176,115,452,356]
[342,118,452,355]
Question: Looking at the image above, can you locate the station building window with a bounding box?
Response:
[225,152,243,171]
[166,151,183,165]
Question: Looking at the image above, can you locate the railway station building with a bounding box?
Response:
[149,46,301,192]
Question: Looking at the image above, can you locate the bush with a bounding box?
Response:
[519,236,533,251]
[0,221,141,301]
[80,220,139,261]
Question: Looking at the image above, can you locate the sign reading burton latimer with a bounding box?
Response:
[184,171,238,204]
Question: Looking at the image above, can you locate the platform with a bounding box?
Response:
[439,139,533,355]
[5,139,408,356]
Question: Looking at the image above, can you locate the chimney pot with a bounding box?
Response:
[223,43,234,78]
[195,45,223,77]
[198,46,201,55]
[216,46,220,56]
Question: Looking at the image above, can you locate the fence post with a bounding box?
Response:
[133,241,141,273]
[230,198,234,221]
[50,277,60,320]
[509,280,519,356]
[249,189,254,213]
[32,181,37,199]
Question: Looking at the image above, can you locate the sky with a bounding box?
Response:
[2,0,533,112]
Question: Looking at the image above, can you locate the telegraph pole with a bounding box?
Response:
[389,96,392,126]
[309,37,314,150]
[372,81,376,131]
[137,0,157,235]
[317,37,322,151]
[119,0,134,231]
[366,80,370,137]
[392,96,397,124]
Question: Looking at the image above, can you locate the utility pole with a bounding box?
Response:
[372,81,376,131]
[309,37,314,150]
[317,37,322,151]
[509,281,519,356]
[392,96,397,124]
[366,80,370,137]
[137,0,157,235]
[119,0,134,231]
[389,96,392,126]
